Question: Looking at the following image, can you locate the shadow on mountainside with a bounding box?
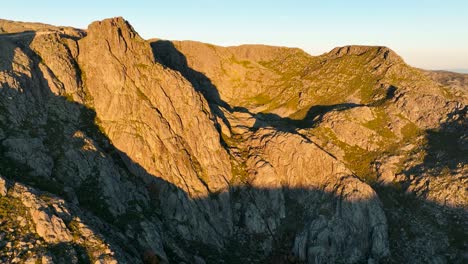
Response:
[0,31,146,263]
[378,106,468,262]
[375,182,467,264]
[150,40,234,134]
[150,40,226,108]
[0,84,386,264]
[401,106,467,178]
[251,103,364,131]
[0,33,466,264]
[150,39,468,263]
[150,40,365,134]
[373,100,468,262]
[0,33,383,264]
[0,32,312,263]
[0,31,36,72]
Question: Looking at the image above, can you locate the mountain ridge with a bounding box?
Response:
[4,16,465,76]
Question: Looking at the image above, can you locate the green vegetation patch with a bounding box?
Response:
[250,94,271,105]
[400,121,421,141]
[0,196,44,261]
[309,127,380,182]
[363,108,395,140]
[343,146,380,183]
[230,159,249,185]
[0,196,31,235]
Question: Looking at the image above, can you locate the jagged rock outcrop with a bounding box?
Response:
[244,128,389,262]
[0,17,466,264]
[78,18,235,250]
[79,17,232,197]
[0,175,139,263]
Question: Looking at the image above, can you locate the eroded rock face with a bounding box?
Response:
[78,17,234,248]
[0,17,466,264]
[0,176,138,263]
[79,17,232,196]
[242,129,390,262]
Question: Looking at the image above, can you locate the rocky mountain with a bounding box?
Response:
[0,17,466,264]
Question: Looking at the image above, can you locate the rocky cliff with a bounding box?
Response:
[0,17,466,264]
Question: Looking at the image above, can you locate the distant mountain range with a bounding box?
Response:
[445,69,468,74]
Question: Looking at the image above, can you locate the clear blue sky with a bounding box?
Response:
[2,0,467,71]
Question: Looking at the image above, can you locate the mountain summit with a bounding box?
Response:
[0,17,466,264]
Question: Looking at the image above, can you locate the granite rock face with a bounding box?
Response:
[0,17,466,264]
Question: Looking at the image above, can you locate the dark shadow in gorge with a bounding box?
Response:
[0,32,466,264]
[150,40,234,133]
[251,102,364,131]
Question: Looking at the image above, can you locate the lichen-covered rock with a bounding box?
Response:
[0,176,139,263]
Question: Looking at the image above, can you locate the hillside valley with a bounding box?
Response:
[0,17,466,264]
